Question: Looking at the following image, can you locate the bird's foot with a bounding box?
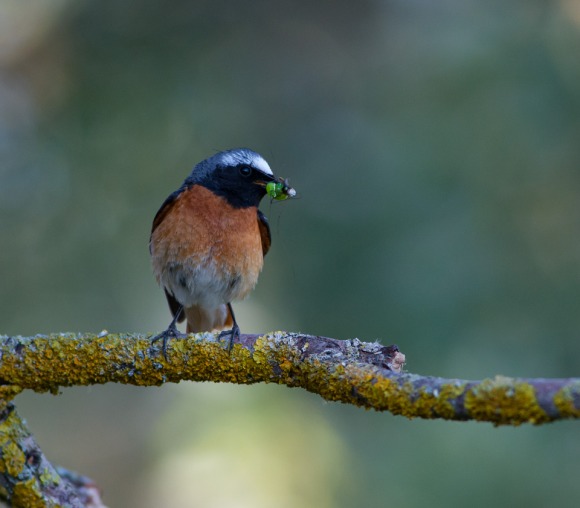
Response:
[218,324,240,352]
[150,324,187,360]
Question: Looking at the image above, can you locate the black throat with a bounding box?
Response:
[187,164,270,209]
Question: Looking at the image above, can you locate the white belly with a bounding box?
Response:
[160,258,251,310]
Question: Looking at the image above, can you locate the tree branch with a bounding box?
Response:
[0,331,578,426]
[1,331,579,506]
[0,398,105,508]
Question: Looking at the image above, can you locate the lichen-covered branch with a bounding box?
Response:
[1,332,579,506]
[1,331,579,427]
[0,399,106,508]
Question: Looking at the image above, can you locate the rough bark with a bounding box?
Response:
[1,331,579,506]
[0,398,106,508]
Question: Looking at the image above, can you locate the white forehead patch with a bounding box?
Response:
[219,149,273,176]
[252,156,273,176]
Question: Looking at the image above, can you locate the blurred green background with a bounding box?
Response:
[1,0,580,506]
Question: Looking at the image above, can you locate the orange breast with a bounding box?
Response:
[150,185,264,307]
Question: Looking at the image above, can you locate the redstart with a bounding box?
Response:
[149,148,296,355]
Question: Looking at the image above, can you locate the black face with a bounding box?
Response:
[199,162,275,208]
[183,148,277,208]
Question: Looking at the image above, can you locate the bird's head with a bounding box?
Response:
[186,148,296,208]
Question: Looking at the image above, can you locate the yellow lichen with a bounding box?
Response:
[39,467,60,487]
[0,385,22,402]
[464,376,550,426]
[433,383,467,419]
[553,384,580,418]
[3,332,579,427]
[368,376,405,413]
[2,441,26,477]
[252,336,269,365]
[12,478,46,508]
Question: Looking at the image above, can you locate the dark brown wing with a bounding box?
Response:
[150,187,186,239]
[257,209,271,257]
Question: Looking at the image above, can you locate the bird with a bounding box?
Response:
[149,148,295,356]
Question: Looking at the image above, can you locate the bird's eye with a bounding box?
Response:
[239,166,252,177]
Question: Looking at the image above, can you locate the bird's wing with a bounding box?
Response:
[151,186,188,322]
[150,187,186,239]
[257,209,271,257]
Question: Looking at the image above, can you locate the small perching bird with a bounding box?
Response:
[149,148,296,355]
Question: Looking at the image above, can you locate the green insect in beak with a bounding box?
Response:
[266,178,296,201]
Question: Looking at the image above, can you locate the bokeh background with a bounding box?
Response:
[2,1,580,506]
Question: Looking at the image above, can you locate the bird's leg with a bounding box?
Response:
[151,306,186,360]
[218,303,240,351]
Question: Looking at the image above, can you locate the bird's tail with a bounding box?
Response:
[184,304,233,333]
